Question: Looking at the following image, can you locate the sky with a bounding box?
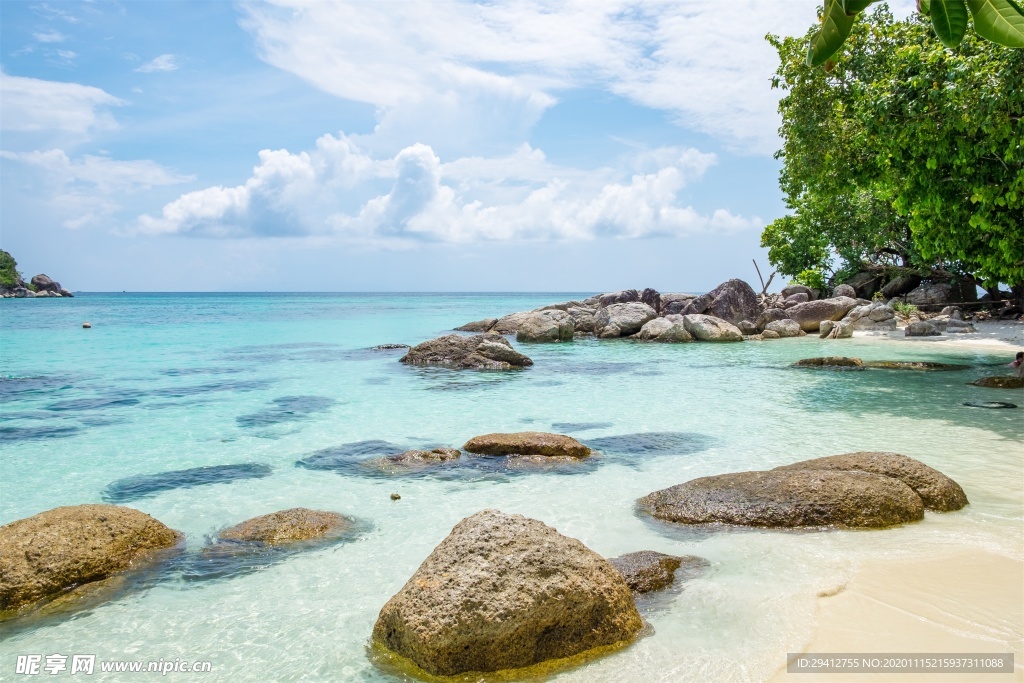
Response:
[0,0,916,292]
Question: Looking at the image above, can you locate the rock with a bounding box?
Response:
[371,509,642,676]
[455,318,497,332]
[637,469,924,529]
[819,320,853,339]
[463,432,591,458]
[607,551,709,594]
[14,287,34,298]
[863,361,967,371]
[881,274,922,298]
[635,316,693,342]
[0,504,181,612]
[940,306,964,319]
[400,334,533,370]
[59,288,74,298]
[905,321,941,337]
[660,293,697,315]
[764,319,803,338]
[786,297,860,332]
[681,314,743,342]
[906,283,953,309]
[756,308,789,330]
[30,274,62,294]
[491,312,533,335]
[793,356,864,368]
[516,310,574,343]
[680,279,759,324]
[640,288,662,313]
[945,320,976,334]
[371,343,411,350]
[362,448,463,473]
[842,272,883,299]
[598,289,640,307]
[781,284,816,300]
[593,302,658,338]
[538,300,585,312]
[784,292,810,304]
[972,376,1024,389]
[736,320,757,335]
[775,452,967,512]
[390,493,401,501]
[218,508,350,545]
[841,302,897,330]
[566,307,597,334]
[760,329,781,339]
[832,284,857,298]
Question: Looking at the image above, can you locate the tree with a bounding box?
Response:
[0,249,24,289]
[764,7,1024,302]
[808,0,1024,68]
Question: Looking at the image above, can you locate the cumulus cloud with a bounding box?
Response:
[135,54,181,73]
[0,71,124,139]
[136,134,757,242]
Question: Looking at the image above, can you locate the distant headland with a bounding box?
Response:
[0,249,73,298]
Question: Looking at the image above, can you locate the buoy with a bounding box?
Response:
[82,322,92,329]
[390,493,401,501]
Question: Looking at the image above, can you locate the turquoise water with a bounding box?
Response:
[1,293,1022,682]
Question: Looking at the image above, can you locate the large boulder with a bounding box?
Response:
[400,334,532,370]
[598,289,640,307]
[764,319,803,338]
[608,551,708,594]
[819,320,853,339]
[780,284,816,300]
[218,508,351,545]
[463,432,591,458]
[881,274,921,298]
[0,504,181,612]
[785,296,860,332]
[832,284,857,299]
[566,307,597,334]
[29,274,62,294]
[371,510,643,676]
[756,308,789,330]
[491,312,533,335]
[905,321,941,337]
[660,293,697,315]
[515,310,574,343]
[682,314,743,342]
[841,302,897,330]
[784,292,810,305]
[971,376,1024,389]
[775,452,967,512]
[634,315,693,342]
[640,288,662,313]
[637,469,924,529]
[680,279,759,324]
[593,302,658,338]
[906,283,953,309]
[455,318,497,332]
[842,272,882,299]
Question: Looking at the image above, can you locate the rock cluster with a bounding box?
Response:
[371,509,642,676]
[637,452,966,529]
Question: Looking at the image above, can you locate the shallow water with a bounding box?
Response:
[1,293,1022,682]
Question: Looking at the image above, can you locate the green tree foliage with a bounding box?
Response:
[0,249,24,289]
[764,7,1024,292]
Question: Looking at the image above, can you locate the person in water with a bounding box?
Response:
[1011,351,1024,377]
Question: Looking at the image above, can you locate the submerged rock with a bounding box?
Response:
[102,463,273,503]
[218,508,351,545]
[399,334,533,370]
[361,448,462,473]
[972,376,1024,389]
[775,452,967,512]
[638,469,924,529]
[793,356,863,368]
[608,551,708,594]
[682,314,743,342]
[0,505,180,613]
[371,509,642,676]
[863,361,967,371]
[516,310,574,343]
[463,432,591,458]
[593,302,658,338]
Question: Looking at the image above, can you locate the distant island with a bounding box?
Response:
[0,249,73,298]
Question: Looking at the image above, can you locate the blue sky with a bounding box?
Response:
[1,0,914,292]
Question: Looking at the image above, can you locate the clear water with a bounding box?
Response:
[1,293,1021,682]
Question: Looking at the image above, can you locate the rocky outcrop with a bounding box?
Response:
[634,315,693,342]
[905,321,941,337]
[972,376,1024,389]
[638,469,925,528]
[680,279,759,324]
[516,310,574,343]
[793,356,864,368]
[608,551,708,594]
[593,302,658,338]
[218,508,351,545]
[455,318,497,332]
[764,319,803,338]
[0,505,180,612]
[832,284,857,299]
[400,334,533,370]
[660,293,697,315]
[786,297,860,332]
[682,314,743,342]
[598,289,640,307]
[841,302,897,330]
[371,510,642,676]
[463,432,591,458]
[819,320,853,339]
[775,452,967,512]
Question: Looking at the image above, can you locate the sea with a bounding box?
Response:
[1,293,1021,682]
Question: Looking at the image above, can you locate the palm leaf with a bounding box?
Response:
[807,0,858,66]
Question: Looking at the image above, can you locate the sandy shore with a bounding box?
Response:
[772,551,1024,682]
[853,319,1024,353]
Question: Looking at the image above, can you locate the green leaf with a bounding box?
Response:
[931,0,970,47]
[807,0,858,66]
[919,0,932,14]
[843,0,877,12]
[966,0,1024,47]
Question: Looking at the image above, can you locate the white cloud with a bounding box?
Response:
[136,134,756,243]
[0,71,124,139]
[135,54,181,73]
[33,31,67,43]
